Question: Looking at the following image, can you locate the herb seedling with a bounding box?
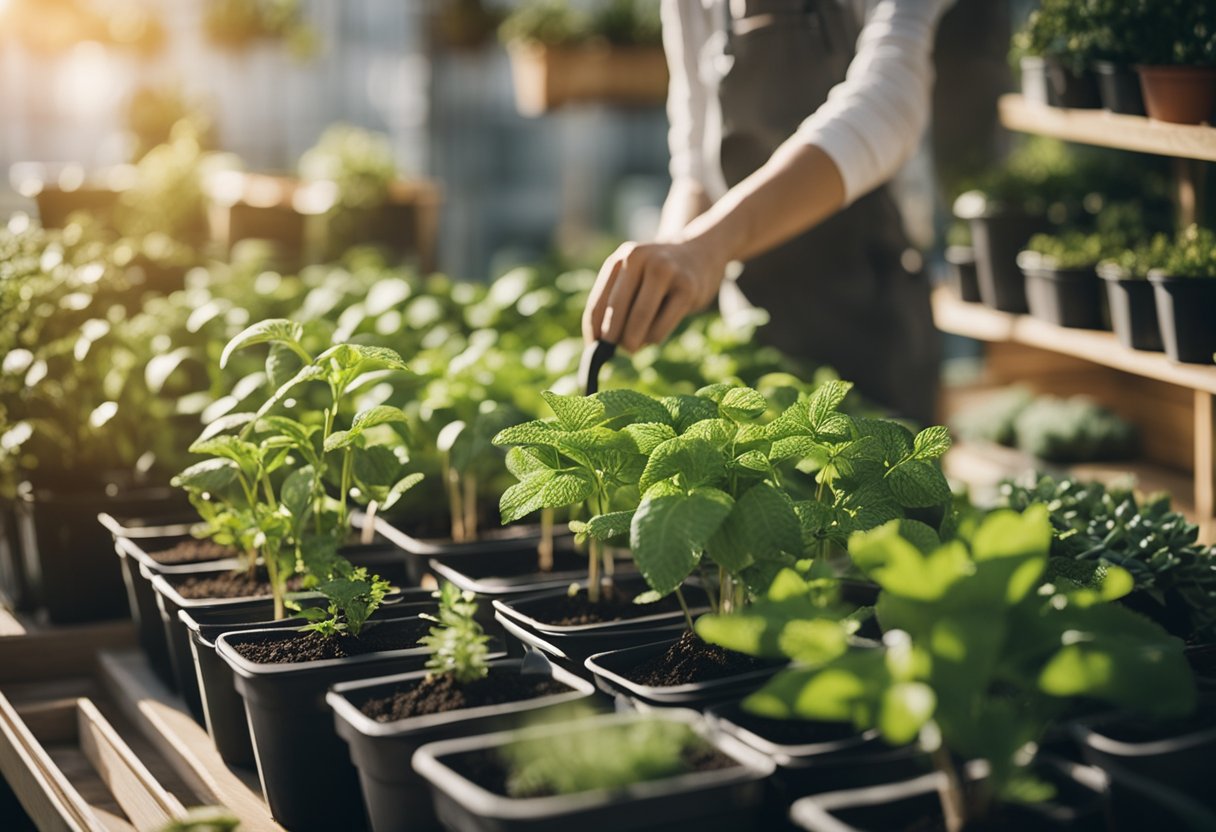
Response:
[419,582,491,684]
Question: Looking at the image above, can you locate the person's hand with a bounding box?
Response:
[582,238,728,352]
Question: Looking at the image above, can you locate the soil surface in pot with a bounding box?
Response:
[230,618,430,664]
[445,741,737,798]
[358,667,567,722]
[720,705,860,746]
[149,539,239,566]
[625,631,767,687]
[174,568,305,600]
[525,584,685,626]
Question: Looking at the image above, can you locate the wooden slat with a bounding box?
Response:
[0,608,28,637]
[0,694,94,832]
[999,93,1216,162]
[0,621,134,685]
[76,699,185,831]
[1196,392,1216,542]
[97,650,285,832]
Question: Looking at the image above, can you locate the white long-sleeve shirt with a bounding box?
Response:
[664,0,954,206]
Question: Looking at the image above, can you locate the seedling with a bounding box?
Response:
[419,582,490,684]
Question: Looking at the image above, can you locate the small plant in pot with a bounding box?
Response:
[1097,235,1170,352]
[943,221,981,303]
[1083,0,1148,114]
[1017,230,1108,329]
[411,708,775,832]
[1010,0,1101,109]
[1128,0,1216,124]
[327,582,596,832]
[1144,224,1216,364]
[727,507,1196,832]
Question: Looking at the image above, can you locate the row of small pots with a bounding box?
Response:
[101,510,1216,832]
[944,221,1216,365]
[1022,56,1216,124]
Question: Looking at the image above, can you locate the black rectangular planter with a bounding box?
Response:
[412,710,775,832]
[328,657,597,832]
[965,211,1048,314]
[1020,254,1106,330]
[1100,267,1164,352]
[944,245,982,304]
[1148,273,1216,364]
[0,498,32,612]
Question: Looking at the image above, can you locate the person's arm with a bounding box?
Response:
[584,0,952,352]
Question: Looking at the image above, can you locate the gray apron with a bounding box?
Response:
[718,0,940,423]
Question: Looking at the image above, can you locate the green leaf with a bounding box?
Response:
[630,488,734,596]
[492,420,560,448]
[255,364,328,420]
[879,682,936,746]
[708,482,801,573]
[500,469,595,523]
[196,412,257,444]
[719,387,768,422]
[913,425,952,460]
[541,391,606,431]
[172,458,239,492]
[622,422,677,455]
[324,430,359,453]
[257,416,318,456]
[281,466,315,521]
[807,380,854,437]
[585,510,635,541]
[352,405,409,433]
[855,418,914,463]
[849,523,970,601]
[220,319,304,369]
[731,450,771,477]
[661,394,720,433]
[639,437,725,492]
[593,390,671,425]
[886,460,951,508]
[682,418,737,448]
[381,472,424,511]
[505,445,556,478]
[266,341,303,390]
[352,445,403,488]
[316,343,408,373]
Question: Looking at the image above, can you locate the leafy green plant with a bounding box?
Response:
[1010,0,1095,74]
[1149,224,1216,278]
[176,319,421,623]
[999,474,1216,643]
[1024,231,1106,269]
[708,507,1195,831]
[203,0,317,57]
[1012,396,1136,462]
[419,581,491,684]
[501,713,713,797]
[500,0,661,48]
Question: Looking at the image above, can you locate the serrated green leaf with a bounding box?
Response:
[324,430,359,453]
[196,412,257,444]
[352,405,409,433]
[807,381,853,434]
[266,341,303,390]
[541,391,606,431]
[622,422,677,455]
[353,445,403,488]
[855,418,914,464]
[631,487,734,596]
[381,472,424,511]
[719,387,768,421]
[886,460,951,508]
[492,420,560,448]
[505,446,556,478]
[731,450,771,477]
[281,466,315,520]
[586,510,635,541]
[220,319,304,369]
[661,395,720,433]
[913,425,952,460]
[316,343,408,373]
[695,383,734,403]
[682,418,736,447]
[639,436,725,492]
[593,389,671,425]
[708,482,802,572]
[172,458,239,492]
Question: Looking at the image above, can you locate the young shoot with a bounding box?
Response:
[419,582,490,684]
[296,565,391,638]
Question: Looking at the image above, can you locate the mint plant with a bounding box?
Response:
[704,507,1195,831]
[176,319,421,625]
[419,582,491,684]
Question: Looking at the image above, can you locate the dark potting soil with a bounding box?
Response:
[230,618,431,664]
[624,631,768,687]
[358,668,567,722]
[446,741,737,798]
[525,585,685,626]
[148,539,238,565]
[174,569,305,600]
[720,704,861,747]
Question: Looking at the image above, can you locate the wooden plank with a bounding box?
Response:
[999,93,1216,163]
[0,621,134,685]
[97,650,285,832]
[1196,392,1216,542]
[76,698,185,831]
[0,607,28,637]
[0,694,94,832]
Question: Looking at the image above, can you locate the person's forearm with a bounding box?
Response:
[677,140,846,265]
[656,177,712,242]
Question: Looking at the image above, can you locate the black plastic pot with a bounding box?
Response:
[1094,60,1147,115]
[1099,265,1164,352]
[217,618,461,832]
[15,481,186,623]
[1148,272,1216,364]
[429,550,637,601]
[1186,644,1216,691]
[328,656,597,832]
[584,637,783,709]
[962,209,1048,313]
[492,577,708,673]
[151,543,414,722]
[1097,756,1216,831]
[412,710,775,832]
[0,498,32,612]
[789,758,1106,831]
[1021,56,1101,109]
[184,593,436,768]
[1072,703,1216,814]
[100,514,241,689]
[944,245,982,303]
[706,701,930,800]
[1019,252,1106,329]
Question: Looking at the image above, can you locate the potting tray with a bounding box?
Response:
[0,610,286,831]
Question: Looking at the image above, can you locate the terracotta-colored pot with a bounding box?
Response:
[1136,65,1216,124]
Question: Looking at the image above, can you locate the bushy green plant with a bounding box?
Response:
[1012,396,1136,462]
[1011,0,1094,73]
[203,0,317,57]
[501,714,712,797]
[1151,224,1216,278]
[419,582,491,684]
[500,0,661,48]
[1024,231,1106,269]
[999,474,1216,642]
[704,507,1195,831]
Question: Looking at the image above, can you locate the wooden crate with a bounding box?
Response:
[506,42,669,116]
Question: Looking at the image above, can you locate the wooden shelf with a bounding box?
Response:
[933,289,1216,395]
[998,93,1216,162]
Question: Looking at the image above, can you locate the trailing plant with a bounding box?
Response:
[176,319,421,623]
[706,506,1195,832]
[418,581,491,684]
[501,712,713,797]
[999,474,1216,643]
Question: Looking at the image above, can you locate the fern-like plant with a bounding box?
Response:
[419,582,490,684]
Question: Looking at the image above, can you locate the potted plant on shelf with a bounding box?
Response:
[1097,234,1170,352]
[1016,230,1108,329]
[1144,224,1216,364]
[501,0,668,116]
[412,709,775,832]
[1131,0,1216,124]
[202,0,318,59]
[943,221,981,303]
[708,507,1196,832]
[1083,0,1148,114]
[328,582,596,832]
[1010,0,1101,109]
